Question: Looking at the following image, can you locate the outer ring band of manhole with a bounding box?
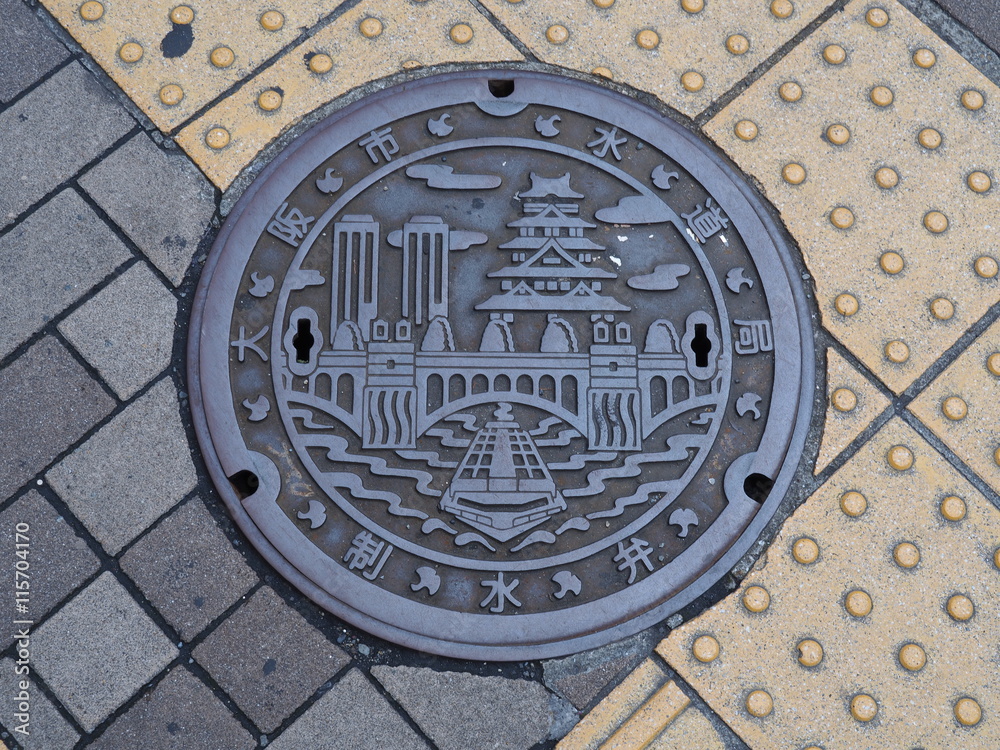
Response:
[188,68,814,660]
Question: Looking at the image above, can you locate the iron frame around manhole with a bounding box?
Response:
[188,68,815,660]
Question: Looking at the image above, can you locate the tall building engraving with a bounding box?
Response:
[331,214,380,341]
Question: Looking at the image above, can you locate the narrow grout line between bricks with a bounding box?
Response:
[0,54,76,114]
[467,0,539,63]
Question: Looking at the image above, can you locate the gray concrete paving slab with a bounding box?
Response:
[0,0,69,103]
[0,657,79,750]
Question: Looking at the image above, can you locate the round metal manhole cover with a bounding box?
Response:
[189,69,813,660]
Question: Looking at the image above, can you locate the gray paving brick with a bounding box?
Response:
[0,189,131,360]
[0,337,115,502]
[0,657,79,750]
[32,571,177,733]
[80,133,216,285]
[371,665,553,750]
[58,262,177,399]
[936,0,1000,56]
[193,586,349,733]
[0,62,133,226]
[120,498,257,641]
[269,669,428,750]
[89,667,255,750]
[46,378,197,554]
[0,0,70,103]
[0,490,99,650]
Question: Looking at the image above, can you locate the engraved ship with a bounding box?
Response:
[439,403,566,542]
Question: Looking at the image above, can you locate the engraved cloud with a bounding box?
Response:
[405,164,502,190]
[627,264,691,291]
[594,195,673,224]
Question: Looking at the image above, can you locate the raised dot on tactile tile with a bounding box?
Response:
[994,547,1000,569]
[746,690,773,717]
[308,53,332,74]
[637,29,660,50]
[955,698,982,726]
[170,5,194,24]
[681,0,704,13]
[779,81,802,102]
[875,167,899,189]
[940,495,966,521]
[257,89,282,111]
[682,71,705,93]
[206,127,230,149]
[995,446,1000,466]
[930,297,954,320]
[830,207,854,229]
[835,293,859,316]
[693,635,720,662]
[592,0,614,7]
[546,24,569,44]
[401,60,422,70]
[360,17,383,37]
[924,211,948,233]
[260,10,284,31]
[734,119,757,140]
[968,172,992,193]
[961,89,985,110]
[894,542,920,568]
[726,34,749,55]
[866,8,889,27]
[981,257,1000,279]
[884,340,909,364]
[743,585,770,612]
[845,589,873,617]
[210,46,234,67]
[79,1,103,21]
[913,48,936,68]
[826,124,850,145]
[988,353,1000,376]
[792,537,819,564]
[840,490,867,516]
[851,694,878,722]
[887,444,913,470]
[592,67,613,79]
[831,387,857,412]
[782,163,806,185]
[159,84,183,106]
[918,128,942,149]
[823,44,846,64]
[898,643,926,671]
[880,251,904,274]
[771,0,793,19]
[870,86,893,106]
[947,594,974,621]
[119,42,143,63]
[797,639,823,667]
[450,23,474,44]
[942,395,967,421]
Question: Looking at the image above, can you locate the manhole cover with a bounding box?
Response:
[189,69,813,660]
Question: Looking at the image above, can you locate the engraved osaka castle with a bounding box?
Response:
[280,173,720,539]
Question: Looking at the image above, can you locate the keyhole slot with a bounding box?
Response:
[692,323,712,368]
[488,79,515,98]
[292,318,314,363]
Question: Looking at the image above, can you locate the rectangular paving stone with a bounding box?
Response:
[0,0,70,103]
[269,669,428,750]
[0,337,115,502]
[0,657,79,750]
[58,261,178,399]
[0,188,132,360]
[0,490,100,650]
[193,586,350,733]
[89,667,256,750]
[32,571,177,733]
[120,497,257,641]
[79,133,217,285]
[46,378,197,554]
[0,62,133,226]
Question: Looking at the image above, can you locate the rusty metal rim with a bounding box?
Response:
[188,67,814,660]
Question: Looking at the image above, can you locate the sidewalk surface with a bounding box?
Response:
[1,0,999,748]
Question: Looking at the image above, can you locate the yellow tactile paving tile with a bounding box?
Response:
[816,347,891,473]
[704,0,1000,395]
[479,0,832,118]
[599,679,688,750]
[909,316,1000,495]
[656,417,1000,749]
[40,0,337,131]
[176,0,522,188]
[645,706,725,750]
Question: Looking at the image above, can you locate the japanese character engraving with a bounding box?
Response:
[587,126,627,160]
[343,531,393,580]
[614,537,655,583]
[359,126,400,163]
[230,325,269,362]
[734,319,774,355]
[480,572,522,613]
[682,198,730,243]
[267,202,315,247]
